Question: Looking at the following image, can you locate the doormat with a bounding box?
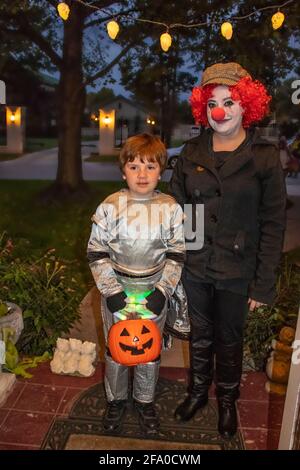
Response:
[41,378,244,450]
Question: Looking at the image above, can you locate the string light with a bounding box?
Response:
[221,22,233,40]
[271,11,285,29]
[57,0,295,51]
[57,2,70,21]
[160,31,172,52]
[107,20,120,40]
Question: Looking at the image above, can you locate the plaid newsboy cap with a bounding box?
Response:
[201,62,251,86]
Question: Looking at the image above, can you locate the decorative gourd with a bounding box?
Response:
[108,318,161,366]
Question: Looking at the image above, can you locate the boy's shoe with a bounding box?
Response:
[103,399,127,432]
[134,400,160,435]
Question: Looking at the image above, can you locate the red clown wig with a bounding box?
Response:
[190,76,271,128]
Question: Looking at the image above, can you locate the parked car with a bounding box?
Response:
[167,144,184,169]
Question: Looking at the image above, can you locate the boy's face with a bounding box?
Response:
[123,157,161,198]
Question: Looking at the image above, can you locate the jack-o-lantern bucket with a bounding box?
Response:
[108,318,162,366]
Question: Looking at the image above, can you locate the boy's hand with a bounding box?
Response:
[146,288,166,316]
[106,291,127,312]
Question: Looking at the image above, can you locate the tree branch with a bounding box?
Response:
[11,14,63,69]
[20,26,62,69]
[83,40,134,87]
[84,8,138,29]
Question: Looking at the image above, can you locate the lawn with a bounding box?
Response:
[84,152,119,163]
[0,137,58,161]
[25,137,58,152]
[0,181,123,294]
[0,153,23,161]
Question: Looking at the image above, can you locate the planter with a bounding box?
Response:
[0,302,23,344]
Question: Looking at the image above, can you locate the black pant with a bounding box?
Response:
[182,273,248,400]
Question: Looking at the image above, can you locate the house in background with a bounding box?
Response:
[90,95,156,146]
[1,58,58,138]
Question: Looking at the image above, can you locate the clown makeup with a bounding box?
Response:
[207,85,244,137]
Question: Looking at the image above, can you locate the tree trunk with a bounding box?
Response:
[56,4,86,193]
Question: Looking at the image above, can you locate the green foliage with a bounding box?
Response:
[0,232,82,355]
[244,253,300,370]
[2,328,19,370]
[0,180,122,292]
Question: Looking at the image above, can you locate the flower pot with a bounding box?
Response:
[0,302,23,344]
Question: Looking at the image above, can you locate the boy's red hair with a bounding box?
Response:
[190,76,271,128]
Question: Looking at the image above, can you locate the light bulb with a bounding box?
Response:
[221,22,233,40]
[160,32,172,52]
[57,2,70,21]
[271,12,285,30]
[107,20,120,40]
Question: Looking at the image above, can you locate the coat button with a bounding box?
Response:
[234,244,239,250]
[207,237,213,245]
[210,214,217,223]
[215,189,221,197]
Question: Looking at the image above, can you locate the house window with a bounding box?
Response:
[118,102,122,109]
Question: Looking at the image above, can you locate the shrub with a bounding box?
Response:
[244,253,300,370]
[0,232,81,355]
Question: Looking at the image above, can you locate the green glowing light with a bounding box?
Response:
[124,289,153,304]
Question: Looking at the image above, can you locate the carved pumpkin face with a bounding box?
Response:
[108,319,161,366]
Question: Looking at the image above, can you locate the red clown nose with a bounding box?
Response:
[211,107,226,121]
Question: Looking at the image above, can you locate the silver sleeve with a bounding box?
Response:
[89,259,124,298]
[87,204,123,297]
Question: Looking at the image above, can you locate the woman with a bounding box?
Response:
[169,62,286,439]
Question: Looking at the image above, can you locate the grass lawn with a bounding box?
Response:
[0,153,23,161]
[0,138,58,161]
[25,137,58,152]
[170,139,184,147]
[0,181,124,293]
[85,152,120,163]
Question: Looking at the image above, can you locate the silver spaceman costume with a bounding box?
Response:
[87,189,186,403]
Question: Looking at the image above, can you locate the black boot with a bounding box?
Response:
[134,400,160,435]
[174,394,208,421]
[174,337,213,421]
[217,398,237,439]
[103,399,127,431]
[215,341,243,439]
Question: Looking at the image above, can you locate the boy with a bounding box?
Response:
[87,134,185,435]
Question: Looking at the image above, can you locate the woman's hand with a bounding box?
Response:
[248,298,266,311]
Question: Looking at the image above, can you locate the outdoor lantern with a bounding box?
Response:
[108,318,162,366]
[221,22,233,40]
[147,117,155,126]
[57,2,70,21]
[107,20,120,40]
[271,11,285,30]
[160,32,172,52]
[10,113,16,123]
[103,115,111,126]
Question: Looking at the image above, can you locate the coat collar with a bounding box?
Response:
[185,128,272,179]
